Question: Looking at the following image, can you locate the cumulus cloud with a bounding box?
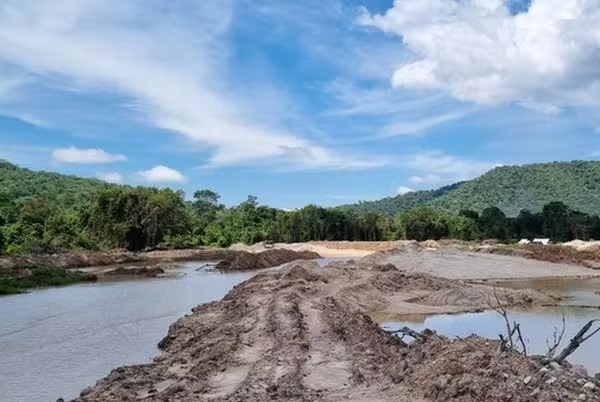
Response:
[96,172,123,184]
[396,186,415,195]
[137,166,186,183]
[360,0,600,112]
[0,0,382,171]
[52,147,126,164]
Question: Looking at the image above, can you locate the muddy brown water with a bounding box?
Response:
[0,258,345,402]
[382,277,600,375]
[1,260,598,402]
[0,262,256,402]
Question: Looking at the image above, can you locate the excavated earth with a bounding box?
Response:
[215,249,321,271]
[67,254,600,402]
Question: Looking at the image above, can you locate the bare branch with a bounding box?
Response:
[386,326,430,341]
[546,314,566,359]
[554,319,600,363]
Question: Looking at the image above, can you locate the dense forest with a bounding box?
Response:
[2,160,600,255]
[342,161,600,217]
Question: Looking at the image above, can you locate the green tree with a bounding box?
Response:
[397,207,449,241]
[542,201,570,241]
[479,207,509,240]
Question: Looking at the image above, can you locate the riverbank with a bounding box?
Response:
[0,266,97,295]
[67,250,600,402]
[0,248,324,294]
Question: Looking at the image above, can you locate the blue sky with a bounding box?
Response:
[1,0,600,208]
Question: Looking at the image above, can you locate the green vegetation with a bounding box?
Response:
[2,159,600,259]
[0,267,97,295]
[342,161,600,217]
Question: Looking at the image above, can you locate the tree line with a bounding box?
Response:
[1,185,600,255]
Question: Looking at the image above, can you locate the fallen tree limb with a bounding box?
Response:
[554,319,600,363]
[385,326,430,341]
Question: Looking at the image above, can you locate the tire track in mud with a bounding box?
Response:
[68,260,586,402]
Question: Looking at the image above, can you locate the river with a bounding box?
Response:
[2,262,599,402]
[0,262,255,402]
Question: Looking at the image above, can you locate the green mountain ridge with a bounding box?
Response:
[0,159,116,209]
[342,161,600,217]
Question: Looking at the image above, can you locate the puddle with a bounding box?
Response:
[383,306,600,374]
[493,277,600,307]
[383,277,600,373]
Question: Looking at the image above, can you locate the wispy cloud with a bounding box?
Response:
[0,0,380,171]
[401,151,497,183]
[52,147,126,164]
[380,111,469,138]
[408,174,442,184]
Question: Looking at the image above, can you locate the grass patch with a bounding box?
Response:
[0,267,97,295]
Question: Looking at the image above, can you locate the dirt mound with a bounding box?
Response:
[421,240,441,249]
[521,245,600,266]
[103,265,166,277]
[473,244,535,258]
[415,286,552,309]
[65,261,597,402]
[564,240,600,252]
[357,243,424,266]
[215,249,321,271]
[399,334,599,402]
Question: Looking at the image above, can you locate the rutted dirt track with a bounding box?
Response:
[70,252,599,402]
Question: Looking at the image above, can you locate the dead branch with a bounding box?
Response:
[487,287,527,356]
[515,322,527,356]
[554,319,600,363]
[545,314,566,359]
[385,326,430,341]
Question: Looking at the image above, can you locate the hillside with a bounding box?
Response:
[342,161,600,217]
[0,160,115,209]
[340,182,464,215]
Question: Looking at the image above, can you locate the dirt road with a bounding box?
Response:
[68,253,598,402]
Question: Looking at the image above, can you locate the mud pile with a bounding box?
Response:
[475,244,600,269]
[215,249,321,271]
[102,265,168,277]
[398,334,599,402]
[65,260,596,402]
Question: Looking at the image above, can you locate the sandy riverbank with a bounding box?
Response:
[67,248,600,402]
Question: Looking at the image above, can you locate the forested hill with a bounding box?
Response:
[341,161,600,217]
[0,159,115,208]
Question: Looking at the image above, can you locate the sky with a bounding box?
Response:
[1,0,600,208]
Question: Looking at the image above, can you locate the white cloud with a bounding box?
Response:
[360,0,600,112]
[402,151,497,183]
[396,186,415,195]
[0,0,381,171]
[137,166,186,183]
[380,111,468,137]
[409,174,442,184]
[52,147,126,164]
[97,172,123,184]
